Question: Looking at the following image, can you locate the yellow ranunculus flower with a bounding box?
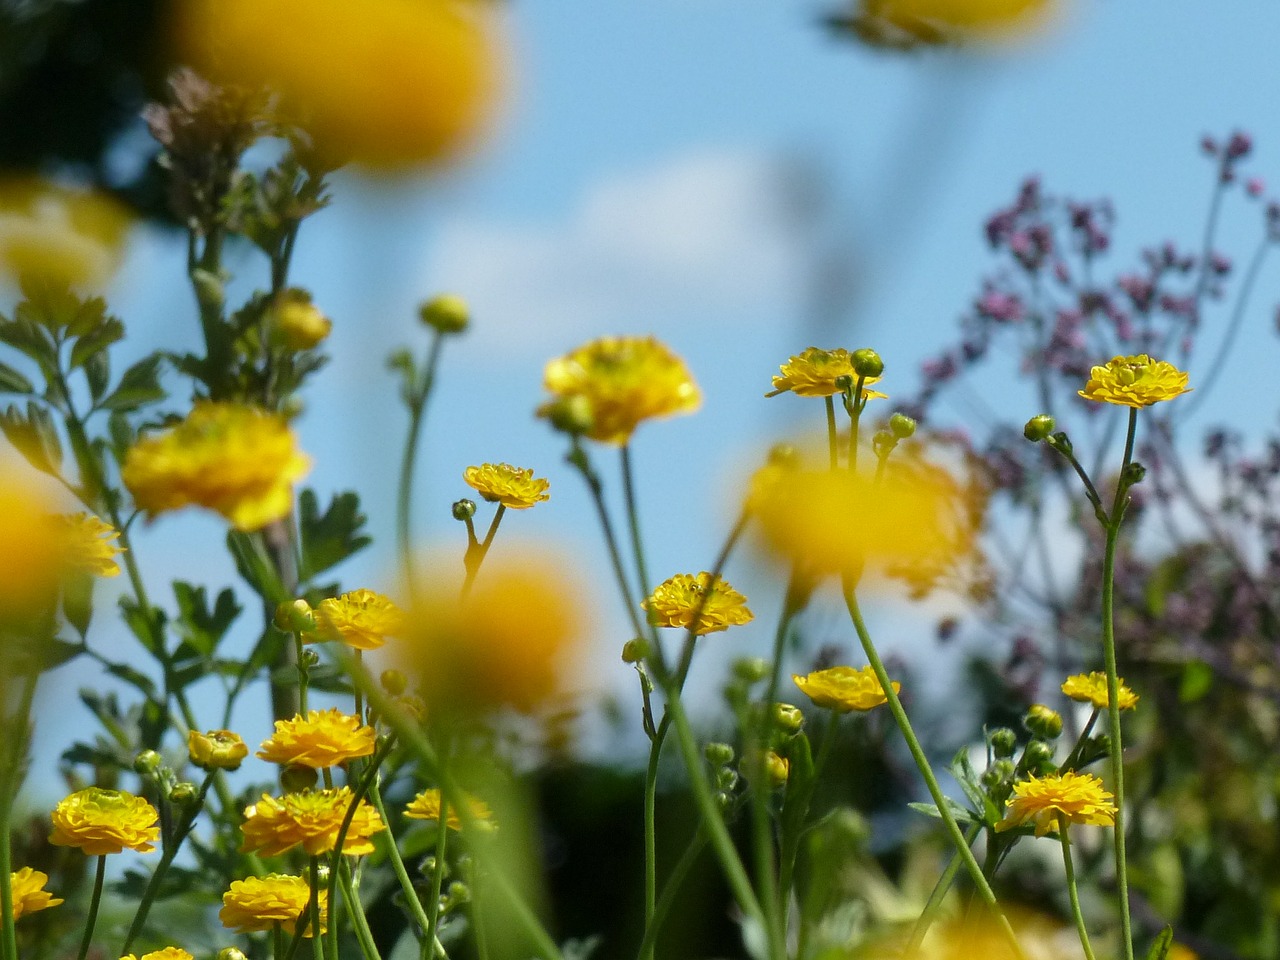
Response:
[9,867,63,920]
[404,788,495,832]
[793,665,900,712]
[240,788,385,857]
[188,729,249,771]
[219,874,327,936]
[1078,354,1191,408]
[1060,672,1139,711]
[996,771,1116,838]
[49,787,160,856]
[0,176,131,289]
[57,512,124,577]
[256,709,376,769]
[765,347,888,400]
[850,0,1059,47]
[642,572,754,636]
[463,462,550,509]
[120,950,194,960]
[312,588,404,650]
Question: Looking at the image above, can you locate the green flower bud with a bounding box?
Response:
[539,394,595,437]
[381,669,408,696]
[218,949,249,960]
[169,781,198,807]
[763,751,790,788]
[1024,704,1063,740]
[716,767,739,791]
[732,657,769,684]
[991,759,1016,782]
[988,727,1018,758]
[446,880,471,905]
[1022,740,1056,772]
[980,766,1003,790]
[1023,414,1056,442]
[418,294,470,334]
[1122,461,1147,485]
[834,374,854,393]
[133,750,163,776]
[273,598,314,633]
[452,498,476,521]
[299,648,320,669]
[281,763,319,793]
[621,638,649,664]
[772,702,804,734]
[704,742,735,766]
[872,430,896,456]
[889,413,916,439]
[851,348,884,379]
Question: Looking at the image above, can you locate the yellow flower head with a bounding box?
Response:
[404,788,496,832]
[642,572,754,636]
[9,867,63,920]
[55,512,123,577]
[539,336,700,445]
[49,787,160,856]
[312,588,404,650]
[0,473,64,620]
[0,176,131,289]
[765,347,888,400]
[257,709,377,769]
[463,462,550,509]
[271,290,332,351]
[120,950,193,960]
[189,729,249,771]
[793,665,900,712]
[219,873,327,936]
[996,771,1117,838]
[121,403,311,532]
[1061,672,1139,711]
[1078,354,1191,408]
[852,0,1058,48]
[173,0,502,169]
[240,788,385,857]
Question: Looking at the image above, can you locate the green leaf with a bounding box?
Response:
[84,349,110,402]
[106,663,158,698]
[62,571,95,639]
[32,638,84,673]
[0,362,33,394]
[100,354,166,412]
[69,317,124,369]
[0,314,54,364]
[172,582,242,658]
[227,531,287,603]
[908,799,977,823]
[297,489,371,582]
[1144,926,1174,960]
[119,595,167,656]
[0,401,62,475]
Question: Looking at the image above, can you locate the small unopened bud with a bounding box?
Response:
[733,657,769,684]
[851,348,884,379]
[189,729,249,771]
[281,763,319,793]
[1024,704,1063,740]
[169,781,198,806]
[446,880,471,905]
[1022,740,1056,771]
[991,759,1016,782]
[133,750,163,776]
[716,767,739,791]
[989,728,1018,758]
[274,598,314,633]
[218,949,249,960]
[313,862,330,884]
[299,648,320,669]
[539,395,595,436]
[704,742,735,766]
[1023,415,1056,442]
[418,294,470,334]
[452,498,477,521]
[1122,461,1147,486]
[889,413,916,439]
[767,443,799,468]
[271,289,332,350]
[763,751,790,788]
[772,703,804,735]
[872,430,896,456]
[834,374,854,393]
[381,669,408,696]
[621,638,649,664]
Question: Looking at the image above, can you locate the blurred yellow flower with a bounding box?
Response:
[219,874,327,936]
[9,867,62,920]
[271,290,332,350]
[1078,354,1191,408]
[240,788,385,857]
[121,403,311,532]
[0,177,130,289]
[642,572,754,636]
[257,708,376,769]
[1061,672,1139,711]
[405,788,495,832]
[173,0,502,169]
[793,665,899,712]
[189,729,249,771]
[120,950,194,960]
[56,512,123,577]
[850,0,1059,47]
[765,347,887,400]
[0,473,64,618]
[49,787,160,856]
[539,336,700,445]
[464,462,550,509]
[312,588,404,650]
[996,771,1116,838]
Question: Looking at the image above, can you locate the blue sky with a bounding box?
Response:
[19,0,1280,779]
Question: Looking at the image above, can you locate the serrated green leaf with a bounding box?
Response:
[0,362,33,394]
[0,315,54,364]
[0,401,62,475]
[106,663,158,698]
[69,317,124,369]
[119,595,166,656]
[84,349,110,401]
[172,582,242,658]
[100,354,165,412]
[297,488,371,582]
[907,798,977,823]
[227,531,287,603]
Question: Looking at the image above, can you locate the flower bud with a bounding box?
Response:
[133,750,163,776]
[280,763,319,793]
[271,290,332,350]
[989,727,1018,758]
[621,638,649,664]
[763,751,790,788]
[381,669,407,696]
[1122,461,1147,486]
[851,348,884,379]
[446,880,471,904]
[274,598,314,633]
[889,413,916,439]
[767,443,799,468]
[991,759,1016,782]
[716,767,739,791]
[1022,740,1056,772]
[452,498,477,521]
[872,430,896,457]
[1023,415,1056,442]
[169,781,199,807]
[704,742,735,766]
[418,294,470,334]
[834,374,854,393]
[732,657,769,684]
[772,702,804,735]
[299,648,320,669]
[189,729,249,772]
[539,394,595,437]
[218,949,249,960]
[1024,704,1063,740]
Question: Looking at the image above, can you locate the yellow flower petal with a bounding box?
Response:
[1078,354,1191,408]
[642,572,753,636]
[996,771,1116,838]
[793,665,900,712]
[464,462,550,509]
[49,787,160,856]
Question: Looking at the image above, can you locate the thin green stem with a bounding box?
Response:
[397,331,446,586]
[641,735,660,960]
[309,857,325,960]
[905,822,983,955]
[848,376,866,471]
[635,827,709,960]
[119,848,177,955]
[1059,817,1099,960]
[340,859,383,960]
[825,396,839,469]
[620,444,654,608]
[76,855,107,960]
[425,781,451,949]
[462,505,506,598]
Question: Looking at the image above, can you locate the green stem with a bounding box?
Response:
[425,778,450,949]
[75,855,107,960]
[641,734,660,960]
[905,822,983,955]
[309,857,325,960]
[397,331,446,587]
[367,777,430,941]
[340,859,383,960]
[620,444,654,612]
[462,505,506,598]
[848,376,866,471]
[635,827,709,960]
[842,584,1025,959]
[1059,817,1099,960]
[119,847,177,955]
[825,396,838,469]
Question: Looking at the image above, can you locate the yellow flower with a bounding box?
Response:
[0,473,63,619]
[188,729,249,771]
[850,0,1058,48]
[312,589,404,650]
[121,403,311,532]
[173,0,502,169]
[0,176,130,288]
[539,336,700,445]
[257,709,377,769]
[642,572,754,636]
[240,788,385,857]
[271,290,332,350]
[55,513,123,577]
[1061,672,1139,711]
[120,950,194,960]
[404,788,495,831]
[1078,354,1191,408]
[793,665,900,712]
[996,771,1117,838]
[49,787,160,855]
[765,347,888,400]
[463,463,550,509]
[10,867,63,920]
[219,874,327,936]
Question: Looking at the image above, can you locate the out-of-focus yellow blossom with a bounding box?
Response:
[888,912,1074,960]
[996,771,1116,838]
[849,0,1059,47]
[219,874,327,936]
[402,549,587,714]
[0,473,64,618]
[189,729,249,771]
[1061,672,1139,711]
[120,950,194,960]
[1166,945,1199,960]
[463,462,550,509]
[121,403,311,532]
[405,788,495,832]
[173,0,502,169]
[240,788,385,857]
[9,867,63,920]
[642,572,754,636]
[793,665,899,712]
[1078,354,1191,408]
[765,347,888,400]
[539,336,700,445]
[271,290,332,350]
[257,709,376,769]
[49,787,160,855]
[56,512,123,577]
[0,177,130,288]
[312,588,404,650]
